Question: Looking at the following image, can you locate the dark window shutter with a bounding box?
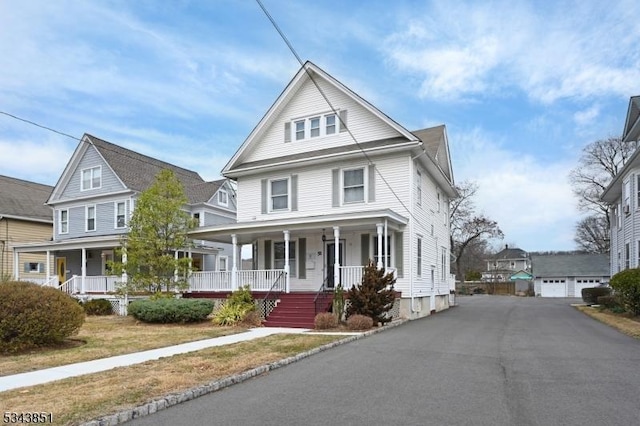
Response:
[264,240,272,269]
[368,164,376,202]
[291,174,298,211]
[339,110,348,132]
[261,179,267,214]
[332,169,340,207]
[395,232,404,278]
[361,234,370,266]
[284,122,291,143]
[298,238,306,279]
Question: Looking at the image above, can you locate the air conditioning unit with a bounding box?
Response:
[624,205,630,214]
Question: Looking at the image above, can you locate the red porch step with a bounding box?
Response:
[263,292,333,328]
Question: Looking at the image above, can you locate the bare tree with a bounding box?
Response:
[574,215,609,253]
[450,181,503,280]
[569,136,634,252]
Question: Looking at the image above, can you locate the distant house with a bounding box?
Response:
[482,245,530,281]
[0,175,53,282]
[13,134,236,293]
[531,253,609,297]
[190,61,458,325]
[601,95,640,276]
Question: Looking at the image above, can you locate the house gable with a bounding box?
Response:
[224,61,418,175]
[623,96,640,143]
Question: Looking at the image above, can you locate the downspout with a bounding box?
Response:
[409,159,415,313]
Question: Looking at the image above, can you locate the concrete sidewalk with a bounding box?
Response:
[0,327,331,393]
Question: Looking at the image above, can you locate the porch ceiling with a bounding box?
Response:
[189,209,408,244]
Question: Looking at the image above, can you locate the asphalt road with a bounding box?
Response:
[127,296,640,426]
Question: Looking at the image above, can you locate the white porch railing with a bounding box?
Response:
[57,275,119,295]
[19,276,59,287]
[59,276,78,295]
[188,271,232,292]
[338,266,397,289]
[237,269,286,291]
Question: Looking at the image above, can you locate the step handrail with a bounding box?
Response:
[261,271,285,320]
[313,276,331,315]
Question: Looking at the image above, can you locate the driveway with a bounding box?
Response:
[128,296,640,426]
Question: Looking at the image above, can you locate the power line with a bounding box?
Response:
[0,111,80,141]
[255,0,419,222]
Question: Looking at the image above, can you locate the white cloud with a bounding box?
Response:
[573,105,600,127]
[0,137,73,185]
[450,127,578,250]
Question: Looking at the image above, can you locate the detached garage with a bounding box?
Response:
[532,253,609,298]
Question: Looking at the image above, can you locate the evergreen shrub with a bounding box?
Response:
[0,281,85,353]
[128,298,214,323]
[581,287,612,305]
[346,261,396,325]
[610,268,640,315]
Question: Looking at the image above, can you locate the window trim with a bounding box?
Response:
[269,177,290,212]
[218,189,229,207]
[325,113,336,135]
[81,166,102,191]
[59,209,69,234]
[289,112,340,141]
[342,167,366,205]
[273,240,297,277]
[86,205,96,232]
[416,169,422,206]
[219,256,228,272]
[417,237,422,277]
[114,201,126,229]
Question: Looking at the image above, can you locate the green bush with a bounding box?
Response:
[314,312,338,330]
[128,298,214,323]
[212,286,256,326]
[346,314,374,330]
[82,299,113,315]
[610,268,640,315]
[581,287,611,305]
[0,281,85,353]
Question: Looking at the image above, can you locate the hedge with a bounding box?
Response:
[128,298,214,323]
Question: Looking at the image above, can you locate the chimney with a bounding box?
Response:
[505,244,509,249]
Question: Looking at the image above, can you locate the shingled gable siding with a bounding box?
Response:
[59,146,125,200]
[242,77,401,165]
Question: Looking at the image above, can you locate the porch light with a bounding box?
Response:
[321,229,326,243]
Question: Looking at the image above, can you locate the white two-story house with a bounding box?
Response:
[191,61,458,325]
[602,95,640,276]
[13,134,236,294]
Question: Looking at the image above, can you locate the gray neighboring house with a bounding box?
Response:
[482,245,531,281]
[13,134,236,293]
[601,95,640,276]
[531,253,610,297]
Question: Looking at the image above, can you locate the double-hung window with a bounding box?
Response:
[86,205,96,231]
[416,170,422,206]
[218,189,228,206]
[343,168,365,203]
[295,120,305,141]
[417,237,422,277]
[115,202,126,228]
[310,117,320,137]
[325,114,336,135]
[289,112,342,141]
[271,178,289,211]
[274,241,296,277]
[59,209,68,234]
[81,166,101,191]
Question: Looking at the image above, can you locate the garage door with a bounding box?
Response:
[541,279,567,297]
[575,279,601,298]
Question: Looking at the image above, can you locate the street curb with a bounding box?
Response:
[82,319,408,425]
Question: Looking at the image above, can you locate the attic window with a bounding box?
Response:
[287,111,345,142]
[218,189,228,207]
[81,166,101,191]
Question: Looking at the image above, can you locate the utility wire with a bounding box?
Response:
[0,111,80,141]
[255,0,420,222]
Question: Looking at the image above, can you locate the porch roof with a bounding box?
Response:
[189,209,408,244]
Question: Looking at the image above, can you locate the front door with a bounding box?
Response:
[57,257,66,284]
[326,241,344,289]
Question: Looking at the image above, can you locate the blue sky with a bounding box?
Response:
[1,0,639,252]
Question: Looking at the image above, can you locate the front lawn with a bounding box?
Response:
[575,305,640,339]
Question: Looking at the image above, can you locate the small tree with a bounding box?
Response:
[346,261,396,325]
[609,268,640,316]
[110,169,197,295]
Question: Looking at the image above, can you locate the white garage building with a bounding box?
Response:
[531,253,610,298]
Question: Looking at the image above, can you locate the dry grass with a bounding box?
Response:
[0,334,343,425]
[575,306,640,338]
[0,316,241,376]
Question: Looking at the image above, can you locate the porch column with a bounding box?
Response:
[283,230,290,293]
[231,234,238,291]
[121,251,128,284]
[333,226,340,286]
[13,250,19,280]
[384,219,388,270]
[81,248,86,294]
[376,223,384,270]
[46,250,51,283]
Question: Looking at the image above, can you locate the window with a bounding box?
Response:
[310,117,320,137]
[59,209,68,234]
[274,241,296,277]
[295,120,305,141]
[81,166,101,191]
[218,189,228,206]
[115,202,126,228]
[416,170,422,206]
[193,212,201,227]
[373,236,391,268]
[441,247,446,280]
[417,237,422,277]
[625,242,630,270]
[86,205,96,231]
[437,191,441,212]
[325,114,336,135]
[24,262,44,273]
[219,256,228,271]
[343,168,365,203]
[270,178,289,211]
[624,179,631,213]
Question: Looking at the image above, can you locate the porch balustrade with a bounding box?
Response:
[187,269,286,292]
